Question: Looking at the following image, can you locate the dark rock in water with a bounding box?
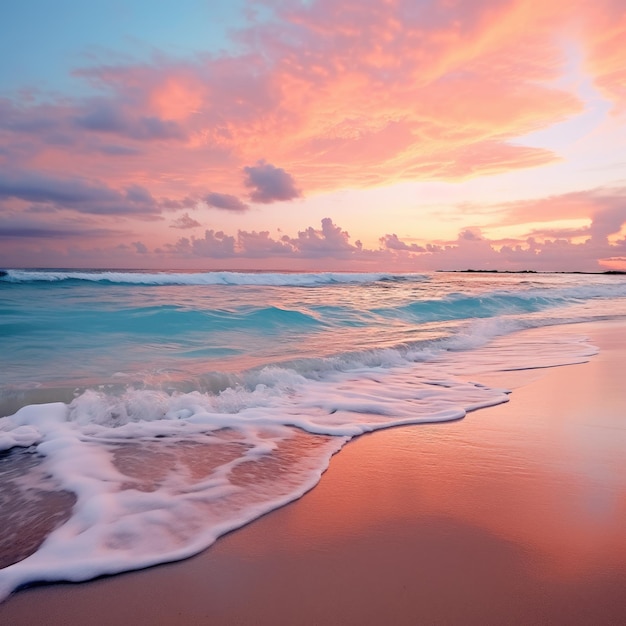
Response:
[0,270,7,277]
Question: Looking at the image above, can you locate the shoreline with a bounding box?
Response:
[1,319,625,624]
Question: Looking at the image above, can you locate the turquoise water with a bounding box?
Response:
[2,270,624,399]
[1,269,625,600]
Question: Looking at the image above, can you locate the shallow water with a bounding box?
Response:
[1,269,625,600]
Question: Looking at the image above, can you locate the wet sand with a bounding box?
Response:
[1,320,626,625]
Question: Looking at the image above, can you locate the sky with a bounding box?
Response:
[1,0,625,271]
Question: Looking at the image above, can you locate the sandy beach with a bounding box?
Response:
[1,319,625,625]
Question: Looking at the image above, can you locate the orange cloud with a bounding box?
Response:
[4,0,594,197]
[249,0,583,187]
[581,0,626,113]
[2,0,624,273]
[487,187,626,235]
[150,76,205,121]
[3,206,626,271]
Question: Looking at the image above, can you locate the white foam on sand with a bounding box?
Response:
[0,324,598,601]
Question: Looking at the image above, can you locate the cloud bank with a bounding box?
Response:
[1,0,625,270]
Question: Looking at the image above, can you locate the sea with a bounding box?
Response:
[1,268,625,600]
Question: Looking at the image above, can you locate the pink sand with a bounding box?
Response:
[1,320,625,625]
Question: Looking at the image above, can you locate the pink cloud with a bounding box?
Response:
[0,213,126,240]
[205,192,249,212]
[582,0,626,113]
[1,0,607,205]
[73,99,187,141]
[0,170,162,218]
[482,187,626,243]
[159,211,626,271]
[243,160,301,203]
[177,230,237,258]
[1,0,625,271]
[236,230,295,257]
[167,218,357,261]
[379,234,425,252]
[290,217,359,257]
[2,212,625,271]
[170,213,202,229]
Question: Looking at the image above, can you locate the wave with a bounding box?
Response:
[0,319,599,601]
[376,283,626,323]
[50,304,325,334]
[0,269,428,287]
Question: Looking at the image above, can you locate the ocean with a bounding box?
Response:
[1,269,625,600]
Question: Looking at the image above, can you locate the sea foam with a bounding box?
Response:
[0,269,427,286]
[0,324,597,601]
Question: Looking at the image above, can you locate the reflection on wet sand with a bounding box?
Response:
[0,449,76,568]
[268,323,626,580]
[0,322,625,625]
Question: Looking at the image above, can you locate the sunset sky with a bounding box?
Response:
[1,0,625,271]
